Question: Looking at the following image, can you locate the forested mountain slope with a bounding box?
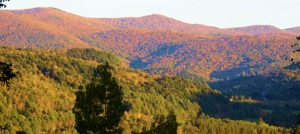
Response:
[228,25,288,35]
[97,14,244,35]
[0,8,298,79]
[287,27,300,34]
[0,47,289,133]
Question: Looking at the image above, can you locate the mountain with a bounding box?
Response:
[0,8,297,79]
[10,7,115,34]
[0,8,116,48]
[98,14,239,35]
[228,25,288,35]
[1,8,299,132]
[287,26,300,34]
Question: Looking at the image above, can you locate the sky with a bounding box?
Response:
[4,0,300,29]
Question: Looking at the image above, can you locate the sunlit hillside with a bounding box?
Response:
[0,47,292,133]
[0,8,299,79]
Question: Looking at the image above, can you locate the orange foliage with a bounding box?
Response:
[0,8,298,79]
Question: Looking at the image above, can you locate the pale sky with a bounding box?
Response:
[4,0,300,29]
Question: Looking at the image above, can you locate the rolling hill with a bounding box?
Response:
[97,14,243,35]
[0,7,298,79]
[228,25,288,35]
[287,26,300,34]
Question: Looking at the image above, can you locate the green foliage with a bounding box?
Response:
[209,69,300,127]
[0,47,289,133]
[0,47,101,88]
[0,47,120,133]
[0,72,76,133]
[118,75,216,132]
[198,92,299,128]
[73,63,127,134]
[67,48,123,66]
[141,112,179,134]
[181,117,289,134]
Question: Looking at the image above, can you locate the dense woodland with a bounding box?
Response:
[0,47,294,133]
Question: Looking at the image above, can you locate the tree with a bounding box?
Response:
[142,111,179,134]
[294,114,300,134]
[258,118,267,126]
[0,62,17,86]
[73,63,127,134]
[288,36,300,63]
[0,0,10,8]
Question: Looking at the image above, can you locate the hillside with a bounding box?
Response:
[10,8,117,34]
[1,47,291,133]
[97,14,241,35]
[211,63,300,101]
[228,25,290,35]
[0,8,116,48]
[0,8,299,80]
[287,27,300,34]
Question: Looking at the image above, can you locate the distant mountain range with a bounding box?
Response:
[98,14,299,35]
[287,26,300,34]
[0,7,299,79]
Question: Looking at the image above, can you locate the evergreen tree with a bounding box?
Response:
[0,62,17,86]
[162,111,179,134]
[142,111,179,134]
[73,63,126,134]
[294,114,300,134]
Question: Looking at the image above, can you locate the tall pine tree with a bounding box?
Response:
[73,63,126,134]
[0,62,17,86]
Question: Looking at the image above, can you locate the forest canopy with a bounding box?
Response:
[0,47,293,133]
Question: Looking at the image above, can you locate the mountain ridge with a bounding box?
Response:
[287,26,300,34]
[2,8,299,32]
[0,7,298,79]
[227,25,291,35]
